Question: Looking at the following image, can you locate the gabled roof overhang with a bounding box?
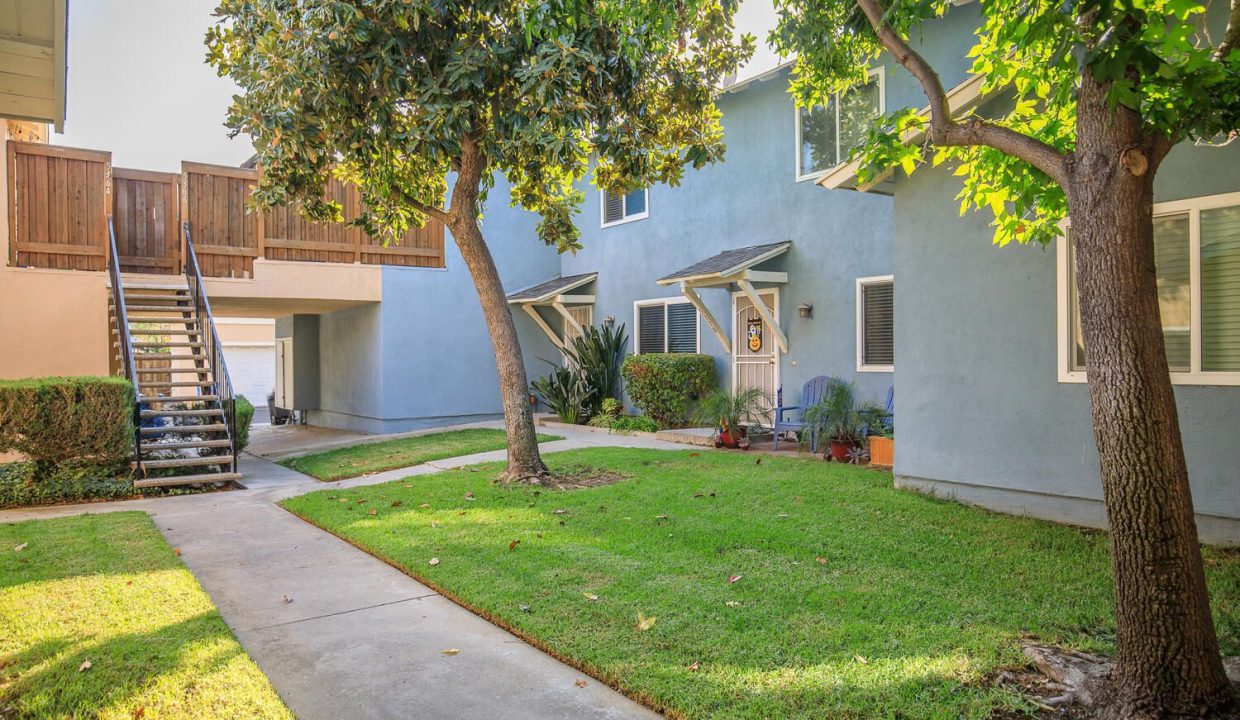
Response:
[656,242,791,355]
[506,272,597,351]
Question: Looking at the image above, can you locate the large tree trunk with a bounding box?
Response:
[1069,72,1234,719]
[449,211,550,481]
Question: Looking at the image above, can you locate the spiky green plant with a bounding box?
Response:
[694,386,773,434]
[803,378,887,445]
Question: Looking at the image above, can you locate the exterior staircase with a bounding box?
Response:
[107,219,242,488]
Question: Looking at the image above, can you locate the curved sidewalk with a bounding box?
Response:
[0,426,685,720]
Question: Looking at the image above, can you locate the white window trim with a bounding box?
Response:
[794,67,886,183]
[632,297,701,354]
[1057,190,1240,386]
[600,188,650,229]
[856,274,895,373]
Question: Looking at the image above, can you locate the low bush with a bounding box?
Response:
[586,413,659,433]
[235,395,256,452]
[0,376,134,468]
[620,354,716,428]
[0,461,134,507]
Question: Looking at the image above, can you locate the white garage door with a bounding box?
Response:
[223,345,276,405]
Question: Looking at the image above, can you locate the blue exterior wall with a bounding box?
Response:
[891,139,1240,542]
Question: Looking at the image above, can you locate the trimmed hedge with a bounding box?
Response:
[0,376,134,467]
[620,354,716,428]
[235,395,256,453]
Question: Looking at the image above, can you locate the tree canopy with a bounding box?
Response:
[207,0,752,251]
[771,0,1240,247]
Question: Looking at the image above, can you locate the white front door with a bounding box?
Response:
[732,289,779,419]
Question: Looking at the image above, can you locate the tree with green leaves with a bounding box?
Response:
[207,0,751,481]
[774,0,1239,716]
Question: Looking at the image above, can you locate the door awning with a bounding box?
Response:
[656,242,791,355]
[506,272,597,350]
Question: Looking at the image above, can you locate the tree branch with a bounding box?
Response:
[852,0,1071,187]
[393,188,452,227]
[1217,0,1240,60]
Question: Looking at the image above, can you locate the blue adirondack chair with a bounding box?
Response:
[772,375,832,452]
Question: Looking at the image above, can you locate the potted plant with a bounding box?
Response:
[695,386,772,449]
[803,379,887,462]
[867,415,894,467]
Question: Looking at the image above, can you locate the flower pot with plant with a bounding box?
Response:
[867,415,894,467]
[695,386,772,450]
[803,378,888,462]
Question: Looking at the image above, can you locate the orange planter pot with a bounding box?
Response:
[868,436,894,467]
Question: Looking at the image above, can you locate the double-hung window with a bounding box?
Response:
[856,276,894,372]
[634,299,700,354]
[796,68,885,181]
[1059,191,1240,384]
[601,189,648,227]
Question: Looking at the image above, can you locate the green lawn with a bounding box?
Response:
[283,448,1240,720]
[0,512,291,720]
[278,427,562,481]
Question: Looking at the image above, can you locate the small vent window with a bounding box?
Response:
[857,277,894,370]
[602,189,649,227]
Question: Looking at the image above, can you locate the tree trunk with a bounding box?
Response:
[1069,72,1235,719]
[449,211,549,481]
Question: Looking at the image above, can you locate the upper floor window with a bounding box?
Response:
[1059,191,1240,385]
[795,68,885,182]
[856,275,894,372]
[634,298,699,354]
[601,189,649,228]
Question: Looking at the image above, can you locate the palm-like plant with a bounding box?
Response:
[531,365,589,425]
[564,323,628,418]
[694,386,772,438]
[803,378,887,445]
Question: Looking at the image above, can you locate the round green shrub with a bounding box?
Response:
[620,354,716,428]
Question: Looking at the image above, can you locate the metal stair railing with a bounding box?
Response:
[182,222,238,473]
[106,217,143,469]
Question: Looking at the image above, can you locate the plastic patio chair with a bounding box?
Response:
[772,375,832,452]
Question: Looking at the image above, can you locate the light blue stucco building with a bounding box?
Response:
[276,2,1240,542]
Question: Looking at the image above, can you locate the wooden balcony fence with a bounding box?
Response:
[6,141,446,277]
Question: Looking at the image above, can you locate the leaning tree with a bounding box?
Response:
[774,0,1239,716]
[207,0,751,480]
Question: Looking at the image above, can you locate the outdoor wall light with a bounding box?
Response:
[798,303,814,319]
[603,315,615,329]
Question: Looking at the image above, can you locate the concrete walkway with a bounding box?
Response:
[0,424,685,720]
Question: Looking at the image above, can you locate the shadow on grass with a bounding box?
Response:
[0,613,246,717]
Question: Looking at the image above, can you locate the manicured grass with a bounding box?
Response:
[284,448,1240,720]
[278,427,562,481]
[0,512,291,719]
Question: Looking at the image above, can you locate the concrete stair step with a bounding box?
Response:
[140,423,227,436]
[140,454,234,470]
[133,471,241,489]
[141,438,232,452]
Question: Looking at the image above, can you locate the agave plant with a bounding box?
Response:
[564,323,629,418]
[531,365,589,424]
[803,378,887,445]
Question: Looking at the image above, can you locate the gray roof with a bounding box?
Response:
[506,273,597,303]
[657,242,791,284]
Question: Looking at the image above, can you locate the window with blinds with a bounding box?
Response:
[635,300,699,353]
[602,189,649,226]
[1063,195,1240,382]
[858,278,894,369]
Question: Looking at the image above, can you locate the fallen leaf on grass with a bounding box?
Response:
[777,512,790,518]
[854,655,869,665]
[391,500,403,508]
[655,515,669,522]
[338,498,350,504]
[816,557,828,565]
[429,558,440,566]
[173,548,182,557]
[636,611,657,631]
[688,452,700,457]
[582,592,599,601]
[575,679,587,688]
[419,503,431,509]
[431,520,441,528]
[368,509,377,516]
[78,660,92,672]
[508,540,520,551]
[464,492,476,501]
[12,543,26,552]
[519,604,531,613]
[133,707,145,719]
[687,662,700,672]
[727,574,742,584]
[552,509,569,515]
[441,648,460,656]
[755,457,762,465]
[725,601,741,608]
[692,493,704,498]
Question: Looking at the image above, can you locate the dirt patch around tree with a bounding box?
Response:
[523,464,632,490]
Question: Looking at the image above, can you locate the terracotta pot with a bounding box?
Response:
[827,438,861,462]
[716,427,748,449]
[868,436,894,467]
